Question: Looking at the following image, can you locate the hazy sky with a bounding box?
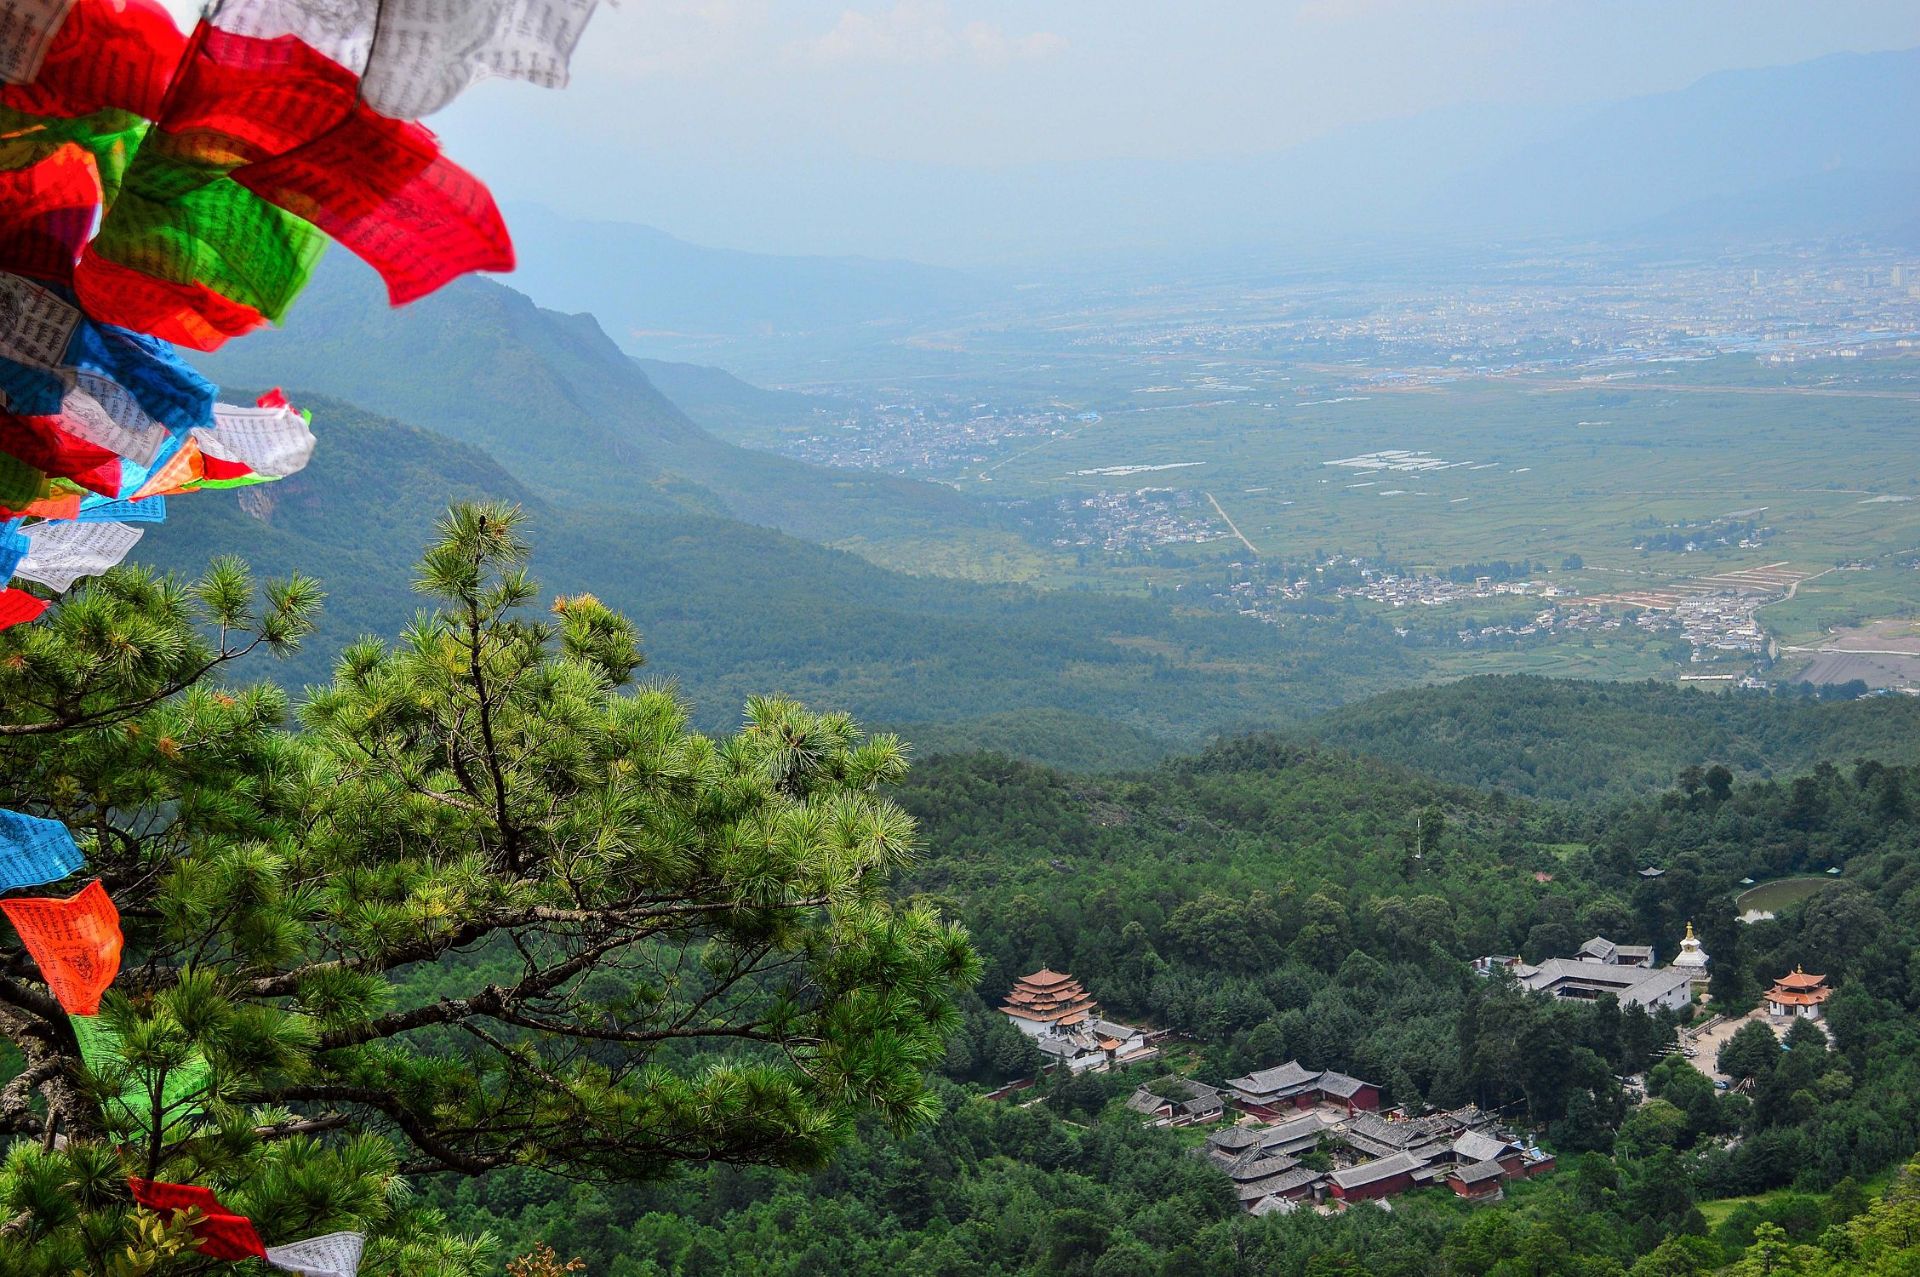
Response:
[161,1,1920,260]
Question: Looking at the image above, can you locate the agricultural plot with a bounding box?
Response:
[938,360,1920,634]
[1780,618,1920,690]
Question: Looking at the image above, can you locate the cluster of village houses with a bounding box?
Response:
[1000,932,1833,1217]
[999,967,1552,1214]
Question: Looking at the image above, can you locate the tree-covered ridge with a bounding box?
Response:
[0,506,975,1275]
[1302,675,1920,803]
[423,1106,1920,1277]
[416,736,1920,1275]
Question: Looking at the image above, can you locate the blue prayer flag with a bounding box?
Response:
[65,320,216,435]
[78,495,166,523]
[0,519,28,580]
[0,809,85,893]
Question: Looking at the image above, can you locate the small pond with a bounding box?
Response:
[1734,876,1833,922]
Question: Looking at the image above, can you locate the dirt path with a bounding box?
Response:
[1205,491,1261,556]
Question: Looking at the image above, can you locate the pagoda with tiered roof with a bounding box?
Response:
[1766,966,1832,1019]
[1001,968,1099,1035]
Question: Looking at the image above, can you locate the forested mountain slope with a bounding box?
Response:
[1303,676,1920,802]
[194,254,1005,554]
[135,398,1416,736]
[428,733,1920,1274]
[633,356,841,451]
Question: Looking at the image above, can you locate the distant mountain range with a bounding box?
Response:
[497,204,1000,348]
[487,46,1920,272]
[1429,47,1920,244]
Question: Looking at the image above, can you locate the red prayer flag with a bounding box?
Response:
[235,104,512,304]
[0,145,101,285]
[0,0,187,121]
[155,25,358,163]
[157,25,511,305]
[0,588,49,631]
[126,1178,267,1261]
[0,414,124,495]
[0,878,122,1015]
[72,253,269,351]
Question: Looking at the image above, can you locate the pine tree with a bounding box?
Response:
[0,503,977,1275]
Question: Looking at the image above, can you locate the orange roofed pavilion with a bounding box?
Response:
[1001,968,1099,1031]
[1766,966,1832,1019]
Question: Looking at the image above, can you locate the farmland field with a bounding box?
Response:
[948,362,1920,596]
[1778,617,1920,689]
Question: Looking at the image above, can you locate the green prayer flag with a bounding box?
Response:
[0,106,150,208]
[69,1012,212,1128]
[88,137,326,324]
[0,452,48,509]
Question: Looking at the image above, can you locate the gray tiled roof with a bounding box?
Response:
[1207,1125,1260,1151]
[1316,1071,1375,1099]
[1451,1130,1513,1164]
[1330,1151,1424,1190]
[1516,959,1694,1009]
[1227,1060,1320,1097]
[1452,1159,1507,1185]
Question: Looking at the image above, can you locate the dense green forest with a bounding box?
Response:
[417,723,1920,1274]
[1301,675,1920,802]
[10,515,1920,1274]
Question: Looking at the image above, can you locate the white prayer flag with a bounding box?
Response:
[0,271,81,369]
[57,375,175,467]
[0,0,74,85]
[193,403,317,479]
[214,0,602,119]
[264,1231,365,1277]
[12,520,142,592]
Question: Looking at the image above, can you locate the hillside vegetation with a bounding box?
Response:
[1304,675,1920,802]
[425,721,1920,1275]
[135,398,1414,739]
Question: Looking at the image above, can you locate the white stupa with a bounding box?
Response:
[1672,921,1710,986]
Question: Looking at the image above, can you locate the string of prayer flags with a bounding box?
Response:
[127,1178,266,1261]
[264,1231,366,1277]
[0,807,83,892]
[0,877,122,1014]
[214,0,602,120]
[75,19,510,347]
[0,0,604,635]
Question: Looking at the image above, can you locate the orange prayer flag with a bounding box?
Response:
[0,879,122,1015]
[130,436,202,498]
